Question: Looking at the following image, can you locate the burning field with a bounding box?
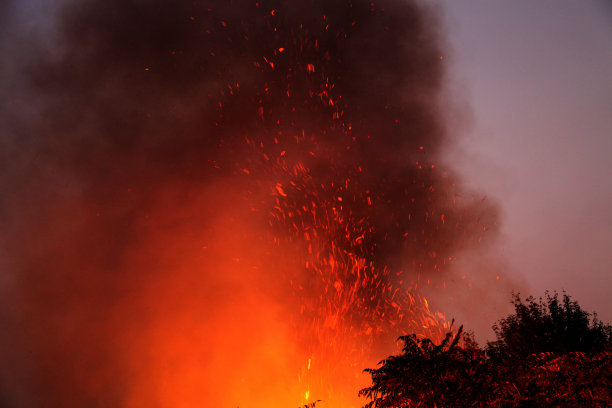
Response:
[0,1,508,407]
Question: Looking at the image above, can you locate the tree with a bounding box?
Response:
[360,292,612,407]
[486,292,612,362]
[359,326,497,407]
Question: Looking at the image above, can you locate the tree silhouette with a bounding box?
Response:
[361,292,612,407]
[359,325,497,407]
[487,292,612,362]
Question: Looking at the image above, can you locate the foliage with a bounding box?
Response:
[360,292,612,407]
[359,326,494,407]
[511,350,612,406]
[487,292,612,362]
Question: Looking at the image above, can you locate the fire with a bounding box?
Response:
[220,129,458,406]
[1,1,501,407]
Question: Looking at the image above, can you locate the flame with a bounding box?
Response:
[1,1,502,407]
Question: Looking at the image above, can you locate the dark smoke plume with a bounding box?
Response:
[0,1,507,406]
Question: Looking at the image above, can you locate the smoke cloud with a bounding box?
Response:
[0,1,510,406]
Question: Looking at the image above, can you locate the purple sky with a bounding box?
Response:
[438,0,612,322]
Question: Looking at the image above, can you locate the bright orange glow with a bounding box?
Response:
[0,2,502,407]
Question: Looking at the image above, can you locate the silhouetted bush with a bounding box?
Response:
[487,292,612,362]
[361,292,612,407]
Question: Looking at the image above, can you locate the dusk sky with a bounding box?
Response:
[438,0,612,322]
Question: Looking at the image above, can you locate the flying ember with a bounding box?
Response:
[0,0,500,407]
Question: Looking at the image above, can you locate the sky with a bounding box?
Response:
[438,0,612,322]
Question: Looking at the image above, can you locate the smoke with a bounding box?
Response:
[1,0,512,407]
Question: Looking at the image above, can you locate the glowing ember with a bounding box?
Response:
[0,0,500,407]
